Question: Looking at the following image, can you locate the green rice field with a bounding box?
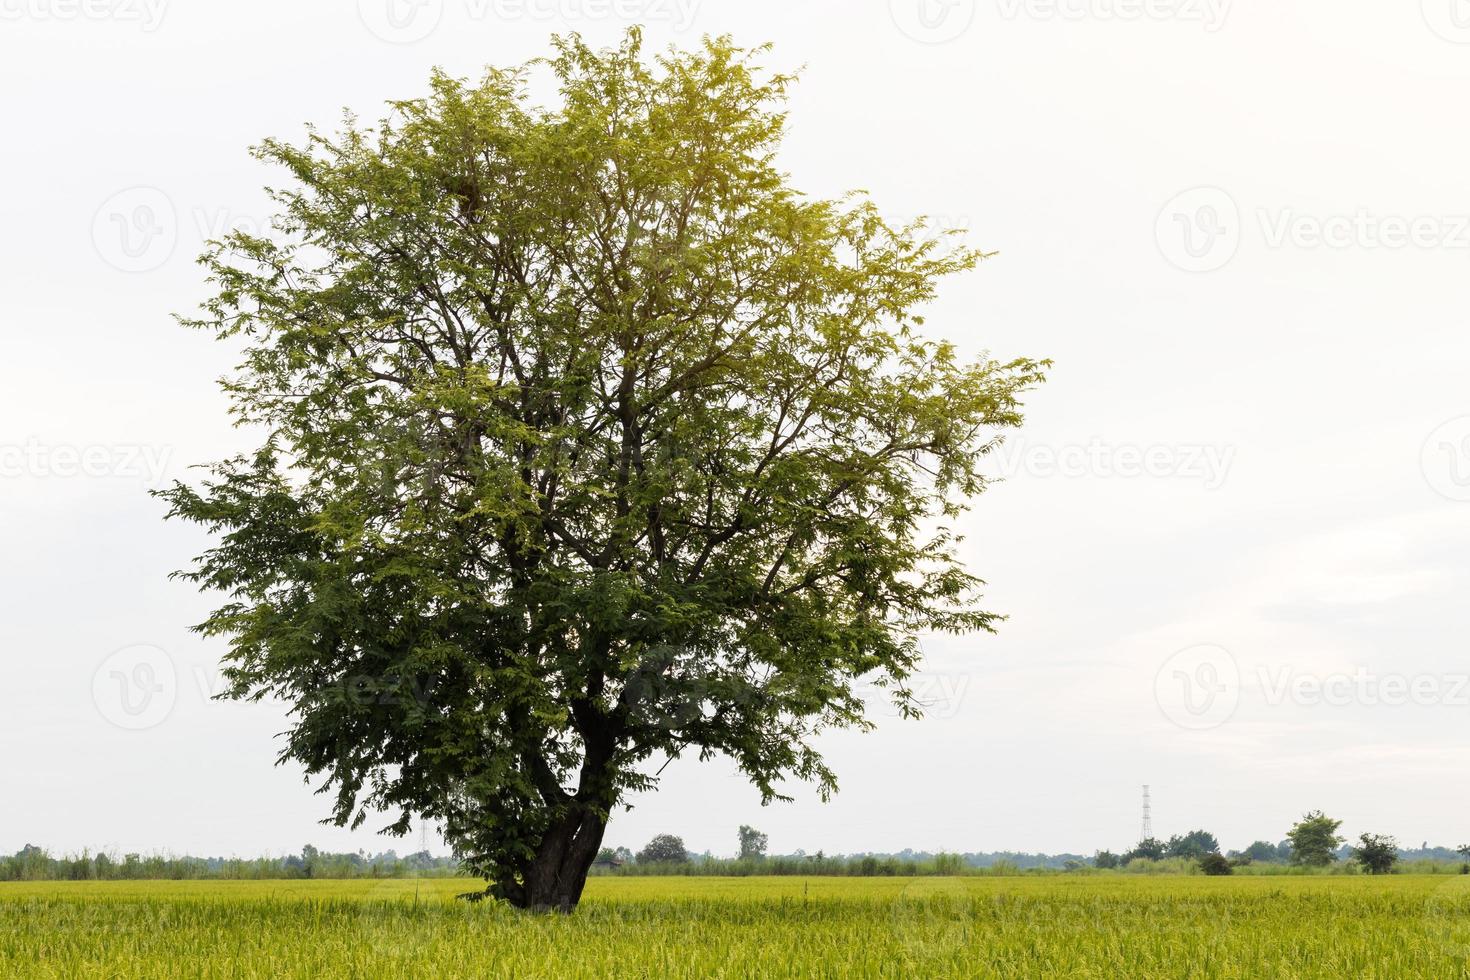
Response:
[6,875,1470,977]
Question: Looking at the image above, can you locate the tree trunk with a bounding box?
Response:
[515,805,609,912]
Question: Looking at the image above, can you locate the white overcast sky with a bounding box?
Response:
[3,0,1470,861]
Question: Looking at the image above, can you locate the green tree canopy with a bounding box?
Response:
[1198,852,1232,876]
[160,29,1043,911]
[636,835,689,864]
[1350,833,1398,875]
[1164,830,1219,859]
[1238,840,1285,864]
[1124,838,1165,862]
[737,825,769,860]
[1286,811,1344,867]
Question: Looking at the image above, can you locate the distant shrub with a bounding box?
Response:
[1350,834,1399,876]
[1199,853,1232,876]
[636,835,690,865]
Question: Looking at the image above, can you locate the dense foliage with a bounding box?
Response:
[737,825,769,860]
[1199,853,1233,876]
[635,835,688,865]
[1288,812,1346,867]
[1351,834,1400,875]
[161,29,1043,910]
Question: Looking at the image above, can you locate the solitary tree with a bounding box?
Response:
[160,30,1043,911]
[1350,833,1398,875]
[636,834,688,864]
[300,844,319,879]
[737,825,769,861]
[1286,811,1344,867]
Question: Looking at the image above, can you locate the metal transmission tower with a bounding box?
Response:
[1140,785,1153,842]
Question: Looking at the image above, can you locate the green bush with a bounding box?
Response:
[1199,853,1232,876]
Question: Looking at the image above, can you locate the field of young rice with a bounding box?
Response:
[6,875,1470,977]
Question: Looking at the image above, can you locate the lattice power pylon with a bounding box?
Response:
[1140,785,1153,842]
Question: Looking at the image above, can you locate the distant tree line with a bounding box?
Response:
[9,814,1461,881]
[1091,811,1454,876]
[0,845,457,882]
[588,827,1097,876]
